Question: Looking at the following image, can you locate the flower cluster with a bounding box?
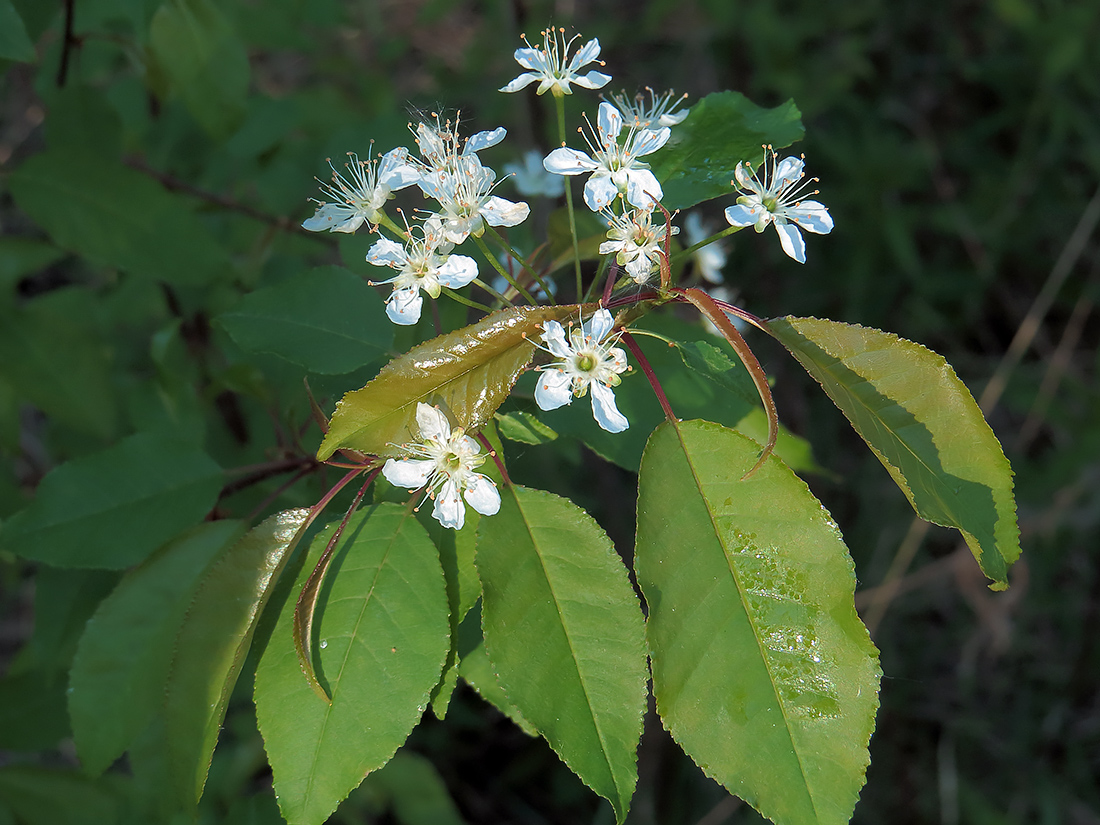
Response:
[302,25,836,527]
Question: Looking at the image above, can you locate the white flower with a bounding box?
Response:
[499,27,611,97]
[683,212,727,283]
[302,147,420,233]
[533,308,630,433]
[504,150,565,198]
[606,87,690,130]
[723,149,833,264]
[598,207,678,284]
[543,101,670,211]
[382,403,501,530]
[418,154,530,244]
[412,118,507,177]
[366,218,478,325]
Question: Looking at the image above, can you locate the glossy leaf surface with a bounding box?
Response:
[477,486,647,823]
[68,521,244,775]
[649,91,805,211]
[769,316,1020,588]
[218,266,393,375]
[636,420,880,825]
[318,305,571,459]
[163,509,310,808]
[0,432,223,569]
[255,505,449,825]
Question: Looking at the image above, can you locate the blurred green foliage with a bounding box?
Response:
[1,0,1097,823]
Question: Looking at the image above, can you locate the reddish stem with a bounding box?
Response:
[476,432,512,487]
[620,329,677,423]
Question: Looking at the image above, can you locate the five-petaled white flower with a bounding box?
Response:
[382,403,501,530]
[599,207,678,284]
[500,27,611,97]
[723,149,833,264]
[683,212,728,284]
[366,218,478,325]
[544,102,670,212]
[606,87,690,130]
[533,308,630,433]
[302,147,420,233]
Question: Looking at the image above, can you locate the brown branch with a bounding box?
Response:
[57,0,77,87]
[124,157,329,240]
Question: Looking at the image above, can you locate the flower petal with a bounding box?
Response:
[433,478,465,530]
[543,147,597,176]
[773,156,805,189]
[584,173,619,211]
[366,237,407,267]
[463,474,501,516]
[590,381,629,433]
[541,320,572,359]
[435,254,479,289]
[786,200,834,234]
[415,402,452,442]
[724,202,764,227]
[630,126,671,157]
[573,70,612,90]
[570,38,602,69]
[302,203,362,233]
[382,457,435,490]
[499,73,539,93]
[481,196,531,228]
[535,369,574,411]
[625,169,662,210]
[466,127,507,154]
[511,48,544,71]
[774,221,807,263]
[597,101,623,143]
[386,287,423,325]
[584,308,615,342]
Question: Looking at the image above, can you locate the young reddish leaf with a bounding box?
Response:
[318,305,574,460]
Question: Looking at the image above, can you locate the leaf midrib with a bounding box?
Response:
[510,486,624,808]
[671,420,819,821]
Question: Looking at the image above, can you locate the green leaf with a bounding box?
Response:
[148,0,250,138]
[69,520,245,775]
[476,486,647,823]
[495,410,559,444]
[0,767,124,825]
[649,91,805,211]
[254,504,450,825]
[455,603,536,737]
[318,305,573,460]
[0,672,71,751]
[636,420,881,825]
[0,0,35,62]
[365,752,467,825]
[0,432,224,569]
[8,149,232,286]
[218,266,393,375]
[769,316,1020,588]
[163,509,310,809]
[0,289,117,439]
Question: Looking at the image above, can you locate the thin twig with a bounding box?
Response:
[57,0,77,87]
[124,157,325,239]
[620,330,677,423]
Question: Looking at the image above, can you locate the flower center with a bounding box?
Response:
[575,352,598,372]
